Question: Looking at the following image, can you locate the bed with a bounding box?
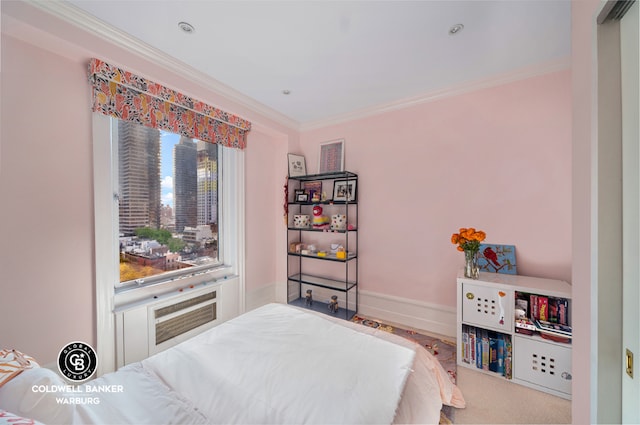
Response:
[0,303,465,424]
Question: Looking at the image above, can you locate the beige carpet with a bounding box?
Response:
[453,367,571,424]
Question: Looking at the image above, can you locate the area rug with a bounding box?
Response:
[352,316,457,424]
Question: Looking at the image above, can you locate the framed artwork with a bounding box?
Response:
[332,179,357,202]
[302,181,322,199]
[318,139,344,174]
[478,244,517,274]
[296,193,309,203]
[288,153,306,177]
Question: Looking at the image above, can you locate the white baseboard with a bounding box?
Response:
[245,284,276,311]
[276,280,456,338]
[358,290,456,338]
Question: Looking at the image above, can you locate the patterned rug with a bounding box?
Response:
[352,316,457,424]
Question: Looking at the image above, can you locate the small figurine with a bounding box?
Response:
[305,289,313,306]
[328,295,339,313]
[312,205,330,230]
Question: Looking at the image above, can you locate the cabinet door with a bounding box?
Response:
[513,335,572,396]
[461,282,513,332]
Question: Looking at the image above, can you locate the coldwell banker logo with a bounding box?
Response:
[57,342,98,382]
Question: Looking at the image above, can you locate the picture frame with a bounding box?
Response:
[296,193,309,203]
[478,244,517,275]
[302,181,322,199]
[288,153,307,177]
[318,139,344,174]
[332,179,357,202]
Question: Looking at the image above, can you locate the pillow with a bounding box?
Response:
[0,409,45,425]
[0,368,74,425]
[0,350,39,388]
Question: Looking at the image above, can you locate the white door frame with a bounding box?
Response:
[620,1,640,422]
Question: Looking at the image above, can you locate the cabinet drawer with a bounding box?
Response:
[461,282,513,332]
[513,335,572,396]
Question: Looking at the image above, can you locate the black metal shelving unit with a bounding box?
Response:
[287,171,358,320]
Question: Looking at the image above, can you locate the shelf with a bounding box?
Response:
[287,227,357,233]
[288,171,357,182]
[288,251,357,262]
[288,273,357,292]
[288,297,357,321]
[288,200,357,206]
[286,170,358,320]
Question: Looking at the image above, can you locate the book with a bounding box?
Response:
[535,319,572,337]
[462,325,469,363]
[497,334,505,376]
[558,298,569,326]
[476,336,483,369]
[469,327,477,367]
[489,334,498,372]
[504,337,513,379]
[530,295,539,320]
[538,296,549,321]
[515,318,537,331]
[548,298,559,323]
[481,329,490,371]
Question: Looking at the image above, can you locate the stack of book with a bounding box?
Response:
[461,325,512,379]
[515,292,572,343]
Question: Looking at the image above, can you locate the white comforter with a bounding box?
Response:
[0,303,465,424]
[141,303,415,424]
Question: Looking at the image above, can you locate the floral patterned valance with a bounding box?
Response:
[88,58,251,149]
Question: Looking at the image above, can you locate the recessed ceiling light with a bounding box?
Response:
[282,90,291,95]
[449,23,464,35]
[178,21,195,34]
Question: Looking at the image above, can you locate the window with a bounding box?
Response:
[115,120,222,287]
[89,59,249,374]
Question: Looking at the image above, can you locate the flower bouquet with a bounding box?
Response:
[451,227,486,279]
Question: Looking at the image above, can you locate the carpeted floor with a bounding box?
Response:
[352,315,457,424]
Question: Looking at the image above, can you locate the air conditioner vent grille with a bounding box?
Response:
[155,303,216,345]
[154,291,216,319]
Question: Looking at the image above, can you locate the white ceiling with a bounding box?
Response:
[65,0,571,127]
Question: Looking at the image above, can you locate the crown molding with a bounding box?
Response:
[25,0,300,131]
[300,57,571,132]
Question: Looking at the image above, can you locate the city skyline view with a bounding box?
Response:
[117,121,220,283]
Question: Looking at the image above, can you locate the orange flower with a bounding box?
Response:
[451,227,487,253]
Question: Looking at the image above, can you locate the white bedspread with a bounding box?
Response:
[141,303,416,424]
[0,303,465,424]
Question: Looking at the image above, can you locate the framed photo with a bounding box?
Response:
[288,153,307,177]
[296,193,309,203]
[332,179,357,202]
[318,139,344,174]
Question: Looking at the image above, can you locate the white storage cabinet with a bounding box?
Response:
[456,271,572,399]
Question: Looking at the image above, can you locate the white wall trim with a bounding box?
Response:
[20,1,570,135]
[358,290,456,338]
[92,113,117,376]
[300,57,571,131]
[26,0,298,131]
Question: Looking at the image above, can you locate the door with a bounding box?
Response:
[621,1,640,422]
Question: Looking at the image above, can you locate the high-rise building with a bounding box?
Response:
[174,137,197,233]
[197,141,218,226]
[118,121,161,236]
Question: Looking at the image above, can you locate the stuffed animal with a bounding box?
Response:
[328,295,339,313]
[312,205,330,229]
[305,289,313,306]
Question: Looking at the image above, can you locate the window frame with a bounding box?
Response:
[93,114,245,375]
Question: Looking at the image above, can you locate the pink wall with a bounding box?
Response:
[300,70,572,307]
[0,28,288,364]
[0,36,95,363]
